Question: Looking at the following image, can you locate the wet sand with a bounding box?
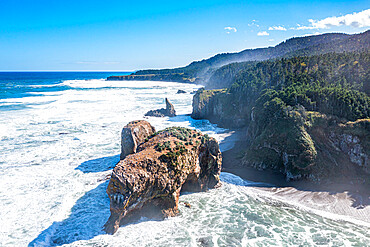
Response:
[220,130,370,226]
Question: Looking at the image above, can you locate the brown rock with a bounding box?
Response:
[165,98,176,116]
[120,120,156,160]
[104,126,222,234]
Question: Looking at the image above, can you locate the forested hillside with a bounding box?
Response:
[231,51,369,120]
[192,50,370,181]
[108,30,370,88]
[193,51,369,124]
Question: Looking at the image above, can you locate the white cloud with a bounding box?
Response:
[257,31,269,36]
[268,26,287,31]
[224,26,237,33]
[296,9,370,30]
[248,20,260,27]
[269,39,275,41]
[302,32,322,37]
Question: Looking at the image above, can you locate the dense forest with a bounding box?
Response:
[192,50,369,180]
[193,51,369,125]
[230,51,369,121]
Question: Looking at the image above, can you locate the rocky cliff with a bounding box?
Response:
[244,109,369,181]
[192,88,369,182]
[192,88,249,128]
[104,124,222,234]
[120,120,156,160]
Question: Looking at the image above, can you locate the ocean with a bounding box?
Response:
[0,72,369,246]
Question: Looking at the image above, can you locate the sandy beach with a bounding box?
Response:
[220,130,370,226]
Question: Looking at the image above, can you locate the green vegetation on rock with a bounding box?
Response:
[192,49,370,181]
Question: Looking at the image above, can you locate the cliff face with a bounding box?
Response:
[120,120,156,160]
[104,125,222,234]
[244,111,370,182]
[192,88,369,182]
[192,88,249,128]
[321,118,369,176]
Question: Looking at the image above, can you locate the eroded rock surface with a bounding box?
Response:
[120,120,156,160]
[104,126,222,234]
[192,88,247,128]
[145,98,176,117]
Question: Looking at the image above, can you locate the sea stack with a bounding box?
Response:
[104,124,222,234]
[145,98,176,117]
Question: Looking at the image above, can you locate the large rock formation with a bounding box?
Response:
[104,125,222,234]
[145,98,176,117]
[120,120,156,160]
[192,88,248,128]
[192,88,369,182]
[243,110,370,182]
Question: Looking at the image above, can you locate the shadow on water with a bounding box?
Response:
[29,155,120,246]
[75,154,120,173]
[28,181,110,246]
[29,154,161,246]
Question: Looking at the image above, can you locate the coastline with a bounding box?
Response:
[219,130,370,226]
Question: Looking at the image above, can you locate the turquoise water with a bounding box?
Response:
[0,73,369,246]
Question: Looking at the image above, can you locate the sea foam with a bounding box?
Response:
[1,79,369,246]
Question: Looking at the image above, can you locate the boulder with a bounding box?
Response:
[145,98,176,117]
[104,126,222,234]
[176,89,187,94]
[120,120,156,160]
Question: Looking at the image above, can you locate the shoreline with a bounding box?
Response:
[219,129,370,225]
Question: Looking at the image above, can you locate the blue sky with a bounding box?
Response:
[0,0,369,71]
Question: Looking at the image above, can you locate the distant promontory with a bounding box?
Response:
[107,73,198,83]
